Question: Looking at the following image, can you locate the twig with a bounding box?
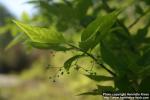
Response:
[128,8,150,29]
[67,43,117,77]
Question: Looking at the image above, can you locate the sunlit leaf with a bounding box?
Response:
[80,11,119,51]
[29,41,71,51]
[13,20,66,44]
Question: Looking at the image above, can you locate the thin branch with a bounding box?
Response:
[128,8,150,29]
[67,43,117,77]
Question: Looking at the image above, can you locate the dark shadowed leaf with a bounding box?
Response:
[64,55,84,71]
[85,74,114,82]
[114,76,134,92]
[138,48,150,66]
[100,41,129,76]
[135,4,144,15]
[134,26,148,44]
[144,0,150,5]
[100,41,117,71]
[79,85,114,95]
[139,76,150,92]
[75,0,92,20]
[138,65,150,77]
[97,85,115,92]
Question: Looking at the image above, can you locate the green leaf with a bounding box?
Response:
[78,85,114,96]
[138,49,150,66]
[139,76,150,92]
[64,55,83,71]
[144,0,150,5]
[114,76,134,92]
[97,85,115,92]
[134,26,148,44]
[13,20,65,44]
[81,12,112,41]
[100,41,117,71]
[100,41,129,76]
[29,42,71,51]
[80,11,119,51]
[79,34,96,51]
[75,0,92,20]
[78,90,100,95]
[118,49,140,73]
[5,34,26,50]
[138,65,150,77]
[85,74,113,82]
[135,4,144,15]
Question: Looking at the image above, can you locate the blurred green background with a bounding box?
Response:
[0,0,149,100]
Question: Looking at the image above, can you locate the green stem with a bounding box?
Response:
[128,8,150,29]
[67,43,117,77]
